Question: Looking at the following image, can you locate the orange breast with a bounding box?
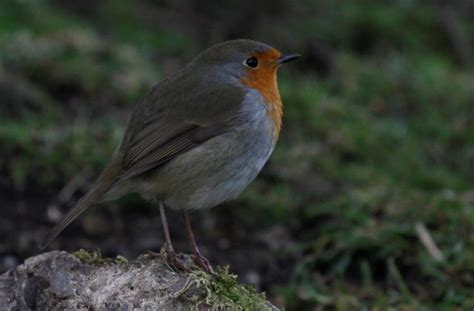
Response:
[241,48,283,142]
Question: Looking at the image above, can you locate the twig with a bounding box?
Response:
[438,6,474,69]
[57,169,93,203]
[47,169,93,221]
[415,222,444,262]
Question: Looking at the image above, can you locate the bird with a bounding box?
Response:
[40,39,300,273]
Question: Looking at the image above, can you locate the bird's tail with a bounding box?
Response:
[40,156,122,250]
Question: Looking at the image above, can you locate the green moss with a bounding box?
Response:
[115,255,129,265]
[72,249,129,266]
[189,267,274,311]
[73,249,107,266]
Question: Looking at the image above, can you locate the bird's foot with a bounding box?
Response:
[157,244,191,273]
[167,252,191,273]
[192,252,214,274]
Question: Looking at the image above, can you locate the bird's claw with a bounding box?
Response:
[193,253,214,274]
[162,244,191,273]
[167,253,192,273]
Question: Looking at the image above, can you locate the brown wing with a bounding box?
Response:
[113,77,244,185]
[117,122,227,183]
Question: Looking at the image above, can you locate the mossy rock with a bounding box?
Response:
[0,251,278,310]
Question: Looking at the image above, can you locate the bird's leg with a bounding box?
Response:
[181,210,214,274]
[159,201,190,272]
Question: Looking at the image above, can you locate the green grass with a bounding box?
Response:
[270,53,474,309]
[1,1,473,309]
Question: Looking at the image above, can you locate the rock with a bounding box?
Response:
[0,251,278,310]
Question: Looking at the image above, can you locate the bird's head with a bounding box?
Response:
[192,39,300,104]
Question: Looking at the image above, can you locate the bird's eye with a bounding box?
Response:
[244,57,259,68]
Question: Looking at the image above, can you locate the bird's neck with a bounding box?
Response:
[241,71,283,142]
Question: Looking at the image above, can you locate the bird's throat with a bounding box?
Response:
[241,68,283,142]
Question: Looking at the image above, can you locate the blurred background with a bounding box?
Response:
[1,0,473,309]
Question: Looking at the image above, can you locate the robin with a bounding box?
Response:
[41,39,300,273]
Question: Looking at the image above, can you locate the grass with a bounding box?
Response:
[1,0,473,309]
[271,53,474,309]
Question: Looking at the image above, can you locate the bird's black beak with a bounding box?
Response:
[277,53,301,65]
